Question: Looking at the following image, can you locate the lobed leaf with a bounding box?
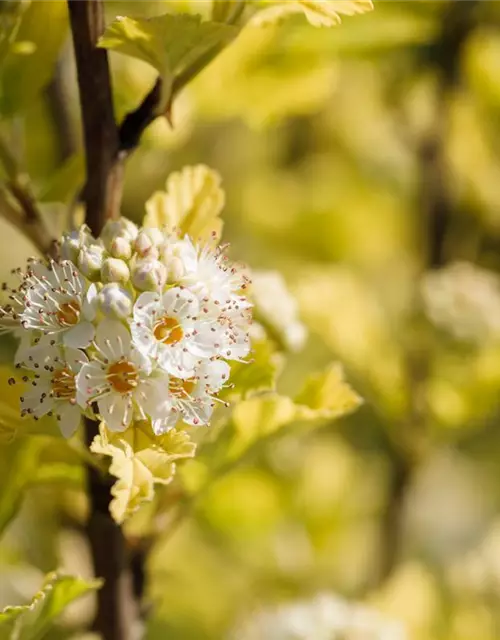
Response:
[91,422,196,524]
[144,164,225,242]
[98,13,238,110]
[0,572,101,640]
[228,363,361,459]
[251,0,373,27]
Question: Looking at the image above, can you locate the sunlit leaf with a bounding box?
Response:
[0,572,102,639]
[251,0,373,27]
[98,13,238,110]
[0,0,68,116]
[294,363,363,419]
[91,421,196,524]
[228,364,361,459]
[144,164,225,242]
[222,338,282,400]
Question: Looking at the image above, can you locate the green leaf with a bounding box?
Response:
[0,439,43,536]
[222,338,282,400]
[294,363,363,419]
[0,0,68,116]
[0,572,102,640]
[227,363,361,460]
[98,13,238,110]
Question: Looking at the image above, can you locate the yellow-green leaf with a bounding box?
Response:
[144,164,225,242]
[91,422,196,524]
[98,13,238,110]
[0,572,102,640]
[228,363,361,459]
[0,0,68,116]
[222,338,282,400]
[295,363,363,419]
[251,0,373,27]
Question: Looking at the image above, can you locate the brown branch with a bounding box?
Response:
[376,0,479,586]
[67,1,138,638]
[68,0,121,235]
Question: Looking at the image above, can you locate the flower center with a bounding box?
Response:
[51,367,76,400]
[107,359,138,393]
[169,376,196,398]
[153,316,184,345]
[56,300,81,326]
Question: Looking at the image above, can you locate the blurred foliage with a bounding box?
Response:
[1,0,500,639]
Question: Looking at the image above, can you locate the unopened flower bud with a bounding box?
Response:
[100,218,138,251]
[101,258,130,284]
[60,226,95,262]
[99,284,133,319]
[109,236,132,260]
[134,228,164,257]
[166,256,186,284]
[132,259,167,291]
[77,244,105,281]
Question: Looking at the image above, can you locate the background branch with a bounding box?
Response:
[376,0,479,586]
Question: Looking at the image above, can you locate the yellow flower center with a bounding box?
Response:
[57,300,81,326]
[107,359,138,393]
[153,316,184,345]
[51,367,76,400]
[169,376,196,398]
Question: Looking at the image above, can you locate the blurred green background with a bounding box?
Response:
[3,1,500,638]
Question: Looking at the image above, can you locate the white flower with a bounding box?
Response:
[18,344,87,438]
[232,593,407,640]
[152,359,230,433]
[20,260,97,349]
[421,262,500,342]
[252,270,307,352]
[130,287,224,378]
[77,319,169,432]
[177,237,251,310]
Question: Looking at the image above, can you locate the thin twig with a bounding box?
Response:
[0,134,56,255]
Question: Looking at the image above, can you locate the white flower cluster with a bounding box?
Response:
[232,593,406,640]
[251,270,307,352]
[421,261,500,343]
[1,218,251,438]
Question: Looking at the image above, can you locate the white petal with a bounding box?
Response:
[83,283,98,321]
[162,287,199,319]
[63,321,95,348]
[134,376,169,419]
[76,362,105,406]
[64,347,88,373]
[133,292,161,324]
[152,412,179,435]
[94,319,131,361]
[187,325,220,359]
[57,403,81,438]
[98,394,132,432]
[130,322,157,359]
[157,344,198,378]
[200,359,230,392]
[130,347,153,375]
